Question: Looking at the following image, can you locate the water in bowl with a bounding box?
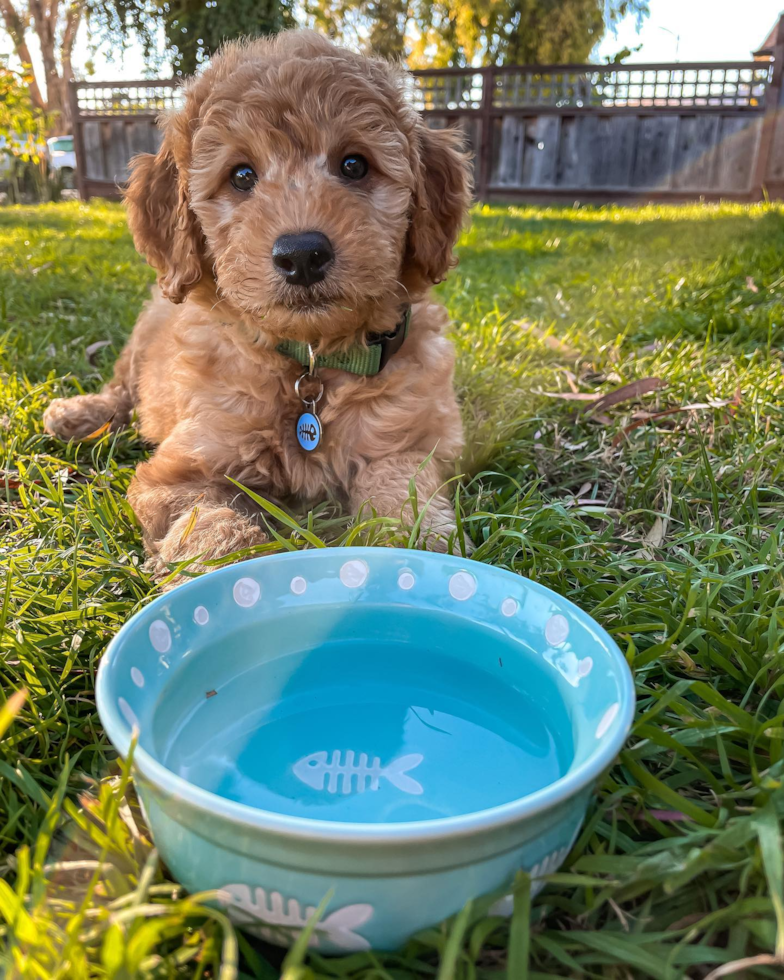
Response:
[151,610,574,824]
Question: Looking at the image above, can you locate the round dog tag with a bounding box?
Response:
[296,412,321,451]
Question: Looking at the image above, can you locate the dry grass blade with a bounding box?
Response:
[514,319,580,359]
[703,953,783,979]
[82,418,114,440]
[179,506,200,544]
[0,689,27,739]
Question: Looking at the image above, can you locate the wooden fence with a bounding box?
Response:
[71,14,784,203]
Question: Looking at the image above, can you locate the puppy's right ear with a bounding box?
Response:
[124,147,204,304]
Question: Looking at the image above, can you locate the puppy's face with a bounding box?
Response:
[125,32,471,347]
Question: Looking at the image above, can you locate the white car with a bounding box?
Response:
[46,136,76,186]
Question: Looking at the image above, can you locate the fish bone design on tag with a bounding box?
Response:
[218,884,373,950]
[296,411,321,451]
[293,750,424,795]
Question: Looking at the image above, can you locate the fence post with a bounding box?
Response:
[476,68,494,200]
[68,80,88,201]
[752,14,784,200]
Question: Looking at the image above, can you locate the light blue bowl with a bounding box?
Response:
[96,548,634,952]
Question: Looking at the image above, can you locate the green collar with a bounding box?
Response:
[276,306,411,377]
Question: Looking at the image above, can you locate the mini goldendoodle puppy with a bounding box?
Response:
[44,31,471,577]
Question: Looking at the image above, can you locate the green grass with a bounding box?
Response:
[2,199,784,978]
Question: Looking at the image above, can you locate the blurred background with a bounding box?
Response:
[2,2,784,203]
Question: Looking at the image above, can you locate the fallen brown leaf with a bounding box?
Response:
[206,689,217,699]
[612,400,735,447]
[85,340,112,365]
[0,471,24,489]
[642,516,666,550]
[541,390,601,402]
[586,377,665,417]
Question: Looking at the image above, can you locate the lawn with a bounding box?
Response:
[1,199,784,978]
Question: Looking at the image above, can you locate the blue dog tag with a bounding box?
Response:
[296,412,321,451]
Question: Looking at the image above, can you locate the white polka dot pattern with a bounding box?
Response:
[398,570,415,591]
[340,559,369,588]
[578,657,593,678]
[501,597,518,617]
[118,697,138,729]
[149,620,171,654]
[233,577,260,608]
[596,702,620,738]
[290,576,307,595]
[448,571,476,601]
[545,614,569,646]
[130,667,145,688]
[193,606,209,626]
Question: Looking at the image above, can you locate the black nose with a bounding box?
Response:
[272,232,334,287]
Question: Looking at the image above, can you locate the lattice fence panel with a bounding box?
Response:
[491,65,772,109]
[409,73,484,111]
[74,84,184,116]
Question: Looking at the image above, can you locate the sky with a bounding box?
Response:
[595,0,783,62]
[7,1,784,88]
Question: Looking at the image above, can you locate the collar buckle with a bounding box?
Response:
[375,306,411,372]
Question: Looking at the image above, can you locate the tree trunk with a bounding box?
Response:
[59,0,83,133]
[0,0,46,110]
[29,0,63,119]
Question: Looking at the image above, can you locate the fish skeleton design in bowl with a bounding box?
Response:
[218,885,374,950]
[293,749,424,795]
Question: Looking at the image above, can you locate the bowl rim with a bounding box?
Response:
[96,547,635,844]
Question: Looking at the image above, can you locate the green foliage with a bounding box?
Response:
[306,0,649,65]
[413,0,649,67]
[160,0,295,76]
[0,60,60,204]
[2,199,784,976]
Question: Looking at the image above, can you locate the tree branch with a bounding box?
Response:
[28,0,62,111]
[60,0,82,65]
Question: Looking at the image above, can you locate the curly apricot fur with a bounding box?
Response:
[44,31,472,579]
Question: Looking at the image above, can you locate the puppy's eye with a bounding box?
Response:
[230,164,257,192]
[340,154,369,181]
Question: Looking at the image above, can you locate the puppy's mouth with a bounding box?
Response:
[277,293,346,315]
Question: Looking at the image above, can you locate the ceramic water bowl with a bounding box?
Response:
[96,548,634,952]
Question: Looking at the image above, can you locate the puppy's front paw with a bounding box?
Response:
[419,520,475,556]
[148,507,268,587]
[44,394,123,441]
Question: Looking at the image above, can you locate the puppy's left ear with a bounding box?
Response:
[405,124,472,287]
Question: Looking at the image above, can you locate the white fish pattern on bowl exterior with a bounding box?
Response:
[218,884,373,950]
[293,750,424,795]
[488,830,581,917]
